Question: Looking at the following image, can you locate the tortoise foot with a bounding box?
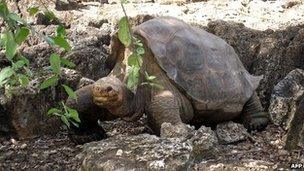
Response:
[68,126,107,144]
[243,112,269,131]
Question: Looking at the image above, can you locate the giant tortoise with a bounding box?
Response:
[67,17,269,143]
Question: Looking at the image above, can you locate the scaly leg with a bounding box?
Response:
[146,90,193,135]
[241,92,269,131]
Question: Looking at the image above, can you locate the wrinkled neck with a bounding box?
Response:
[106,85,134,118]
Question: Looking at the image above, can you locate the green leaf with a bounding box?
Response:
[147,75,156,81]
[20,56,30,66]
[56,25,66,37]
[4,30,17,60]
[27,6,39,16]
[126,66,139,90]
[39,75,59,89]
[136,47,145,55]
[49,53,61,74]
[70,121,79,128]
[0,67,14,86]
[53,36,71,51]
[118,17,131,47]
[62,84,77,100]
[18,74,29,87]
[60,115,70,128]
[7,13,26,24]
[43,10,56,21]
[47,108,62,116]
[149,82,163,90]
[61,57,75,68]
[67,107,80,123]
[15,27,30,44]
[128,53,140,66]
[12,60,26,69]
[0,2,9,18]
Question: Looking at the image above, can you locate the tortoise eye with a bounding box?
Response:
[106,86,113,92]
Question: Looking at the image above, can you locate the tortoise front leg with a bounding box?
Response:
[241,92,269,131]
[66,85,112,144]
[146,90,193,135]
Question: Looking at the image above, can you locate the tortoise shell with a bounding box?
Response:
[133,17,262,112]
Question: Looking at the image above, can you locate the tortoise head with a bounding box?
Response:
[92,77,124,109]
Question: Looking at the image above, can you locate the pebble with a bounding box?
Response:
[116,149,123,156]
[10,139,18,145]
[20,144,27,149]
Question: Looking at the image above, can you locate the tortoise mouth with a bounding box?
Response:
[92,83,121,107]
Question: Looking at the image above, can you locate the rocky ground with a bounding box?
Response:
[1,0,304,170]
[0,123,303,170]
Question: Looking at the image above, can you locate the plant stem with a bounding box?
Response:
[120,2,133,44]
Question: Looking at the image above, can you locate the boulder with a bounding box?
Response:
[216,122,248,144]
[0,68,81,138]
[64,46,110,80]
[154,0,207,5]
[160,122,195,140]
[191,125,219,160]
[79,134,193,170]
[206,21,304,108]
[269,69,304,150]
[0,24,112,138]
[269,69,304,129]
[79,125,219,170]
[284,98,304,150]
[55,0,82,11]
[108,0,153,4]
[194,160,275,171]
[100,117,150,137]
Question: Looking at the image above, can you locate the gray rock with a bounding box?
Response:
[269,69,304,130]
[21,42,64,70]
[284,98,304,150]
[206,21,304,108]
[0,68,81,138]
[80,134,193,171]
[194,160,274,171]
[68,26,111,48]
[108,0,153,4]
[191,125,219,160]
[100,118,150,137]
[64,46,110,80]
[79,124,221,170]
[160,122,195,140]
[269,69,304,150]
[216,122,247,144]
[77,77,95,89]
[55,0,81,11]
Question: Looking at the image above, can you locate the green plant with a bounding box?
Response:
[0,0,79,128]
[118,1,160,90]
